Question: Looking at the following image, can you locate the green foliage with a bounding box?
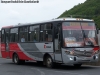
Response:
[58,0,100,28]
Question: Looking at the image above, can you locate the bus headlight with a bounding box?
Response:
[94,50,99,54]
[70,57,73,60]
[65,50,74,55]
[96,56,98,59]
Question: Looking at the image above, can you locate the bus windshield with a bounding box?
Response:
[62,22,98,47]
[81,22,98,46]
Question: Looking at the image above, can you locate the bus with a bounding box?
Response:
[0,18,100,68]
[0,30,1,41]
[0,30,1,57]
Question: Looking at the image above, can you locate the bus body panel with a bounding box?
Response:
[62,48,99,64]
[1,43,33,60]
[9,43,33,60]
[1,42,54,62]
[17,42,54,61]
[1,43,6,58]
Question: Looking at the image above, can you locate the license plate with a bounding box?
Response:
[82,57,90,60]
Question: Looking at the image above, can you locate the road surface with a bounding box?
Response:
[0,58,100,75]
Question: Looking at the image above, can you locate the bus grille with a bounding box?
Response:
[74,50,93,57]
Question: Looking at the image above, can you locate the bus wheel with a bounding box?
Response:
[46,56,54,68]
[13,53,19,64]
[74,64,82,68]
[13,53,25,65]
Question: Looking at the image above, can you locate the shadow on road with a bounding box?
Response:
[4,61,99,71]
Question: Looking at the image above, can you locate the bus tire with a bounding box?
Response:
[45,56,54,68]
[74,64,82,68]
[12,53,25,65]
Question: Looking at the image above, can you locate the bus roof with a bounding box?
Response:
[14,18,94,27]
[1,25,13,29]
[1,18,94,29]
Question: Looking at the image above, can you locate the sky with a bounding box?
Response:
[0,0,86,29]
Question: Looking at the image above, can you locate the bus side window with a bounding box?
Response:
[10,28,18,42]
[21,34,25,42]
[40,23,53,42]
[19,26,28,42]
[29,25,39,42]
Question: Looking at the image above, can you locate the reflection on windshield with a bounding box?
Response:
[83,30,98,46]
[63,30,83,42]
[81,22,98,46]
[63,30,84,47]
[62,22,98,47]
[84,30,95,38]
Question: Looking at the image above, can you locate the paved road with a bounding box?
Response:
[0,58,100,75]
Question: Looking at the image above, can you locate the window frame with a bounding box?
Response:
[29,24,40,42]
[39,23,53,42]
[19,26,29,43]
[9,27,18,42]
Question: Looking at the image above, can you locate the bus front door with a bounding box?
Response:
[54,24,62,62]
[5,29,10,58]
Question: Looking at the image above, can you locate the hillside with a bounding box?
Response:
[58,0,100,28]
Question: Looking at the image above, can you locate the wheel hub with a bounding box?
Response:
[47,58,52,66]
[14,55,18,63]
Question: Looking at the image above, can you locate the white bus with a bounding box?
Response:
[0,18,100,68]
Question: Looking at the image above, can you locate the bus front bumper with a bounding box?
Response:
[65,54,99,64]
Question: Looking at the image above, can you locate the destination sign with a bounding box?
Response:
[70,22,80,26]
